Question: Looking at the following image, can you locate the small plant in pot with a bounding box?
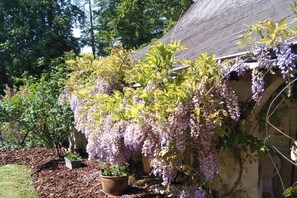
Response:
[61,147,82,169]
[100,162,129,196]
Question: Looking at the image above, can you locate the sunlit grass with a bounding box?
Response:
[0,164,38,198]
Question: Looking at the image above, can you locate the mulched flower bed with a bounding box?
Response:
[0,148,163,198]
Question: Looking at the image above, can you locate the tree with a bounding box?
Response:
[90,0,194,56]
[0,0,84,92]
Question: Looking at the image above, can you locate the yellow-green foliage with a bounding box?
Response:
[64,47,133,130]
[65,47,132,98]
[125,41,187,86]
[124,41,226,124]
[65,41,227,130]
[124,41,188,120]
[238,17,297,48]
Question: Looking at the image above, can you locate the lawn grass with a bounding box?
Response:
[0,164,38,198]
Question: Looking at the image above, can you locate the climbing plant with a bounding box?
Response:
[63,1,297,197]
[65,41,243,196]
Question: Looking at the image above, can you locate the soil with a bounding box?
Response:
[0,148,164,198]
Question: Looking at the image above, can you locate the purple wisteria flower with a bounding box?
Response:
[199,151,218,181]
[142,133,158,158]
[221,66,231,79]
[251,68,264,101]
[151,159,178,186]
[219,80,240,121]
[181,185,206,198]
[234,57,248,76]
[274,43,296,79]
[252,45,271,69]
[123,122,147,153]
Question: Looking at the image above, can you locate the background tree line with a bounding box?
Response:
[0,0,194,150]
[0,0,194,92]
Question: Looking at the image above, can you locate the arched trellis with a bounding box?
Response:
[231,74,297,197]
[263,77,297,194]
[217,75,297,198]
[218,75,287,197]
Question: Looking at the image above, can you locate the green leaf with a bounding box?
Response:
[278,18,287,29]
[283,187,292,197]
[160,148,170,157]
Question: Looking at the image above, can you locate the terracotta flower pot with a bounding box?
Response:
[101,175,128,196]
[64,157,81,170]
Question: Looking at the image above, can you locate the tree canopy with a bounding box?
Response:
[0,0,195,89]
[0,0,84,91]
[84,0,194,56]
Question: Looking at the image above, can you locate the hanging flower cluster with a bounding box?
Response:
[252,45,271,69]
[275,43,296,79]
[246,43,297,101]
[249,43,296,101]
[251,68,265,101]
[238,17,297,102]
[181,185,206,198]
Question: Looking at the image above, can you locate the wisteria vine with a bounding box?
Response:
[62,16,297,197]
[63,42,244,197]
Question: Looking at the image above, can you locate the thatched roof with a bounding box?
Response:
[133,0,297,60]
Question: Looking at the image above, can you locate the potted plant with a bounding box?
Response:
[61,147,81,169]
[100,162,129,196]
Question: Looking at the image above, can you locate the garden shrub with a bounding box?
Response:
[0,54,75,155]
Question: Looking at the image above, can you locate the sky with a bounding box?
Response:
[72,28,93,54]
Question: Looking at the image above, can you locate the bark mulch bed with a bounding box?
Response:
[0,148,164,198]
